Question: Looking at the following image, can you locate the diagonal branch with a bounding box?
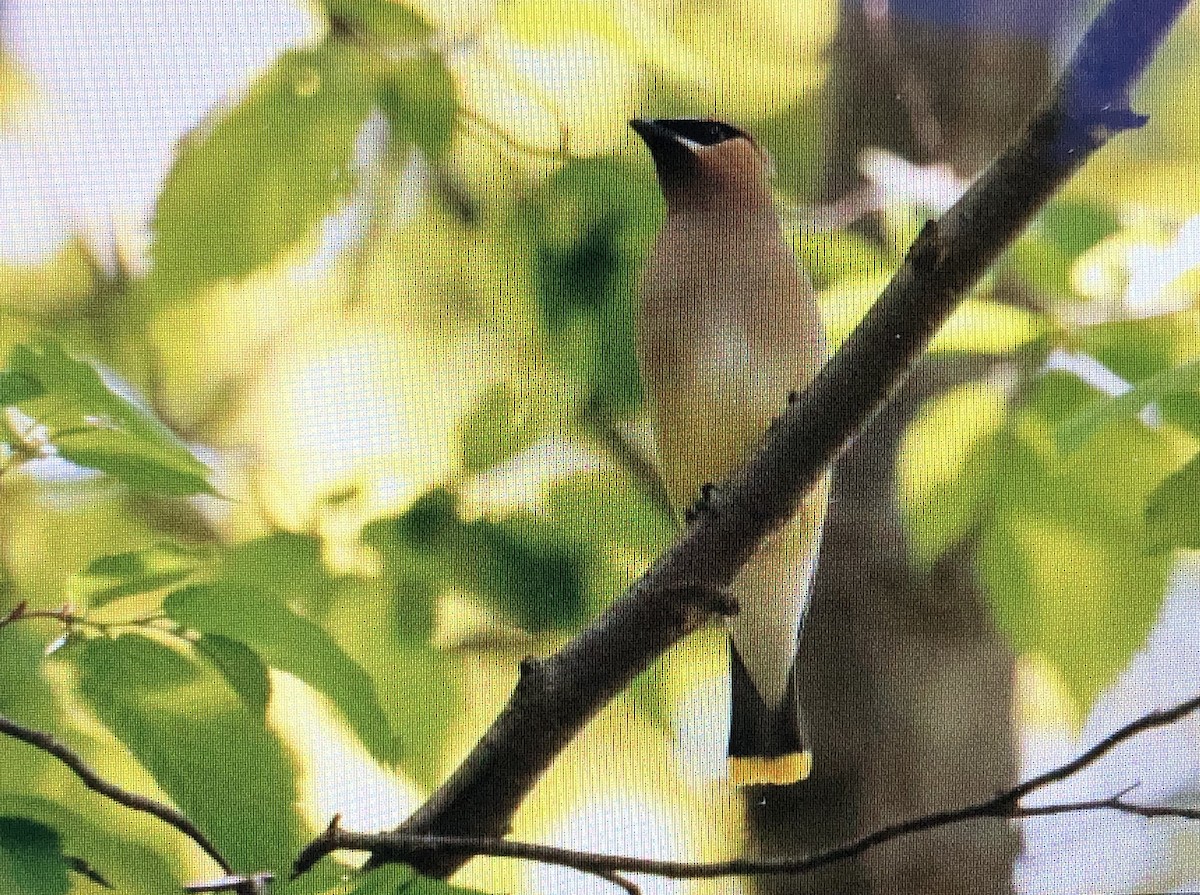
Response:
[294,692,1200,882]
[0,714,232,874]
[299,0,1189,879]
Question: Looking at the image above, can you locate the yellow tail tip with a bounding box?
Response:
[728,751,813,786]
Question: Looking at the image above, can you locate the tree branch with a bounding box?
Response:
[0,714,232,874]
[307,0,1187,878]
[294,693,1200,882]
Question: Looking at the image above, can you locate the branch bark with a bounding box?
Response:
[317,0,1187,878]
[0,714,232,874]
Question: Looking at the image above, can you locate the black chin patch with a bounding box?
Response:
[656,118,747,146]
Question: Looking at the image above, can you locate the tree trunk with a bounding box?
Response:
[746,3,1059,891]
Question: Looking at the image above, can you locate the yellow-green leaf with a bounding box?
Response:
[147,40,374,297]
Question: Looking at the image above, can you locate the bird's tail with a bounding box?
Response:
[727,641,811,786]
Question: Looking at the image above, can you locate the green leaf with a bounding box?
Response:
[1145,451,1200,549]
[898,381,1008,565]
[458,376,572,474]
[928,300,1049,355]
[163,534,398,765]
[147,39,374,296]
[1161,391,1200,439]
[360,534,441,643]
[543,472,673,618]
[70,543,208,608]
[378,52,456,160]
[1040,198,1120,258]
[0,370,42,405]
[213,533,345,617]
[470,514,589,631]
[1056,358,1200,453]
[977,372,1176,709]
[793,228,892,291]
[0,817,69,895]
[305,540,458,784]
[544,472,673,559]
[73,635,305,874]
[520,158,661,414]
[377,488,590,631]
[1003,233,1074,298]
[5,338,214,495]
[194,635,271,716]
[821,276,1046,357]
[324,0,431,44]
[0,796,180,895]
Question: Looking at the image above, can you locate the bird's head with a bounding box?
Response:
[630,117,773,208]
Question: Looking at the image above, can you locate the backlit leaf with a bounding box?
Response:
[1145,451,1200,549]
[4,338,213,495]
[977,372,1176,709]
[898,381,1008,565]
[1056,358,1200,452]
[164,534,398,765]
[147,39,374,296]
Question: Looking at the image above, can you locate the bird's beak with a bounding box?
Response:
[630,118,697,187]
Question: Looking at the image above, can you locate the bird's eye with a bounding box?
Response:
[661,118,745,146]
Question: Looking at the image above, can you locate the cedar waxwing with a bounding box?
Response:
[631,117,830,786]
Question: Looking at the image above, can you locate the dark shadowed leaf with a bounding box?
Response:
[519,158,661,414]
[0,370,42,406]
[0,796,179,895]
[194,635,272,717]
[386,488,589,632]
[0,817,69,895]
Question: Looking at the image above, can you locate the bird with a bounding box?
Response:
[630,117,830,786]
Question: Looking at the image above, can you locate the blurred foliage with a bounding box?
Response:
[74,634,307,874]
[145,39,375,300]
[0,0,1198,891]
[1,338,215,495]
[0,816,69,895]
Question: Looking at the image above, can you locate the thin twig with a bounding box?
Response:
[1007,694,1200,802]
[65,855,114,889]
[592,869,641,894]
[0,600,29,629]
[0,601,187,640]
[0,715,232,873]
[293,691,1200,880]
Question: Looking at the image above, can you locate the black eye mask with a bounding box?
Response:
[656,119,747,146]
